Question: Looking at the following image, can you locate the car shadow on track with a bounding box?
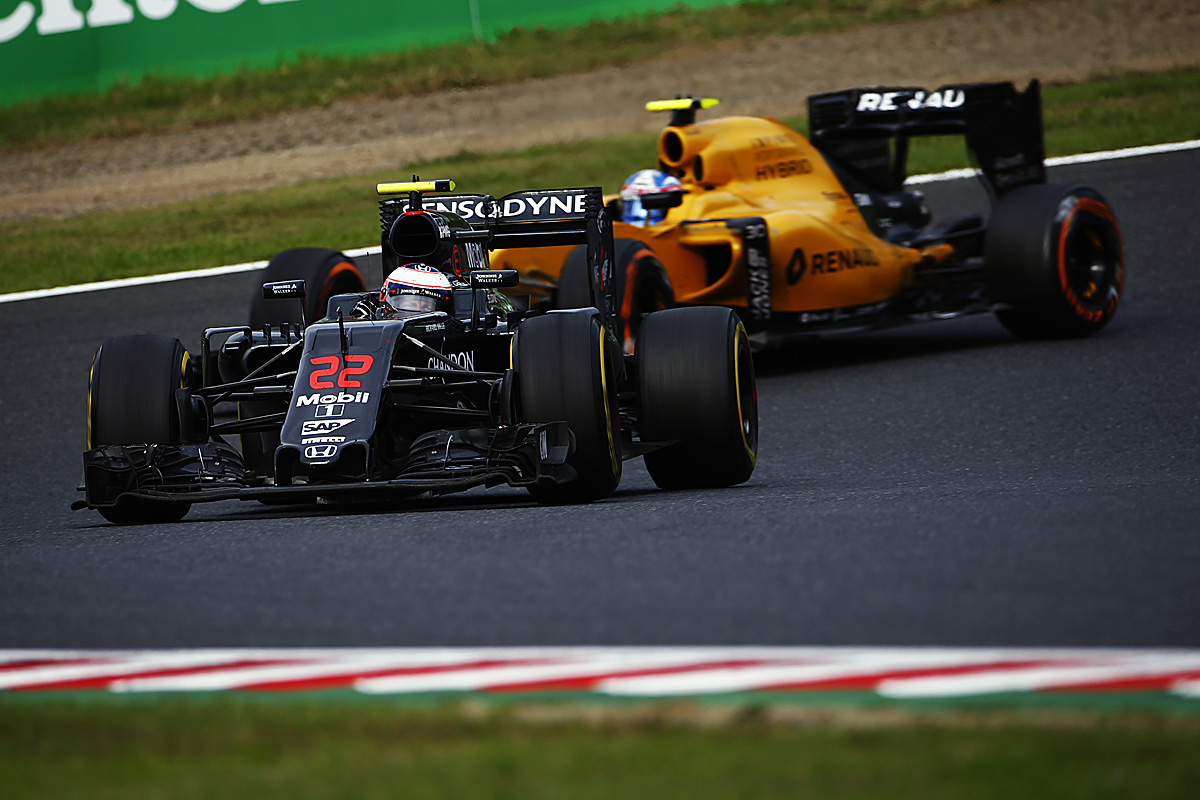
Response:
[71,484,677,528]
[751,325,1019,377]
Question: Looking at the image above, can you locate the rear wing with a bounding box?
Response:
[378,185,616,331]
[806,81,1045,198]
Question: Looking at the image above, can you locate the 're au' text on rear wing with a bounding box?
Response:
[806,80,1045,198]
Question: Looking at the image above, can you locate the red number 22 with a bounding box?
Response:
[309,355,374,390]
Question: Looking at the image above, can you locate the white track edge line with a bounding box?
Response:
[0,245,380,306]
[3,140,1196,306]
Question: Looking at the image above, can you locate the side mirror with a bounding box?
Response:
[262,280,307,328]
[469,269,520,288]
[639,191,685,211]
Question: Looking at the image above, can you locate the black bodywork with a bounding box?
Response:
[76,186,625,512]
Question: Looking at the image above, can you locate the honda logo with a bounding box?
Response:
[304,444,338,460]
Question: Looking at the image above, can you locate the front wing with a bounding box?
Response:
[73,422,573,512]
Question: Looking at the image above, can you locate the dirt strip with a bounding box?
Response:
[1,0,1197,222]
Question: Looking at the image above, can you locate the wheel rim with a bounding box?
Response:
[732,322,758,462]
[1058,198,1123,321]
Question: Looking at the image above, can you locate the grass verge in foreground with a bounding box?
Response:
[2,67,1198,296]
[0,0,1022,148]
[2,699,1198,799]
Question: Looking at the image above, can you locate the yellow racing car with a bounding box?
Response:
[488,82,1124,352]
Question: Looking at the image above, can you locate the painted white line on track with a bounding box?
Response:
[1,139,1196,307]
[0,246,380,306]
[905,139,1200,185]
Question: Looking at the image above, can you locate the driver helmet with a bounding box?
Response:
[620,169,684,225]
[380,263,453,314]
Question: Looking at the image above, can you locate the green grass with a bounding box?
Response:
[2,699,1198,799]
[0,0,1019,149]
[2,67,1198,297]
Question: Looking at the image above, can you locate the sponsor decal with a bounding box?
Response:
[401,190,590,222]
[307,354,374,390]
[786,247,880,284]
[296,392,370,407]
[304,444,338,460]
[751,135,792,149]
[755,158,812,181]
[786,249,807,284]
[742,223,771,322]
[313,404,344,418]
[798,301,889,325]
[451,241,488,277]
[427,351,475,371]
[267,279,304,296]
[301,419,353,436]
[467,268,507,285]
[856,88,966,112]
[301,436,346,444]
[2,0,300,45]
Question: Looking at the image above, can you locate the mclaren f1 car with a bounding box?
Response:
[486,81,1124,352]
[75,181,757,524]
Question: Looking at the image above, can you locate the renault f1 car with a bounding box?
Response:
[486,81,1124,351]
[75,181,758,524]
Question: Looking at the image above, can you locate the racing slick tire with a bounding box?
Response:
[555,239,674,353]
[638,307,757,490]
[249,248,367,329]
[515,310,622,504]
[985,184,1124,339]
[87,335,193,524]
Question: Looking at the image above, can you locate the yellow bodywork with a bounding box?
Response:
[490,114,954,315]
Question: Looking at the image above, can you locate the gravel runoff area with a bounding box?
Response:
[1,0,1198,222]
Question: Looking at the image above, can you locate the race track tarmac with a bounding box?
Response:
[1,150,1197,649]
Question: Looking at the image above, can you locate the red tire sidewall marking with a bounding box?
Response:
[1056,197,1123,323]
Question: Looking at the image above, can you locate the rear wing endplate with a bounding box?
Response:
[806,81,1045,197]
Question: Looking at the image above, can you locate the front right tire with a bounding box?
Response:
[87,335,193,524]
[515,311,622,504]
[637,307,758,490]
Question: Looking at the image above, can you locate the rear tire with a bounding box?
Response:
[249,248,367,328]
[516,311,622,503]
[87,335,193,524]
[638,307,757,490]
[555,239,673,353]
[985,184,1124,339]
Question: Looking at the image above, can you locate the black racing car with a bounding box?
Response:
[75,181,758,524]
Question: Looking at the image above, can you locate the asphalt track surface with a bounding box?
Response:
[1,151,1197,650]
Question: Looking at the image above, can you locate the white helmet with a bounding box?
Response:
[380,263,453,314]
